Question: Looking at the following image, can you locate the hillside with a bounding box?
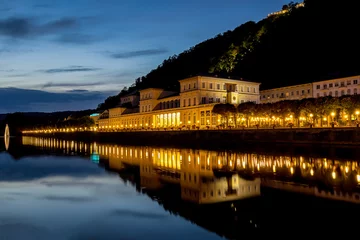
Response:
[98,0,359,110]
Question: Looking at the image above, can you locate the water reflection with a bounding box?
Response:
[1,136,360,239]
[21,136,360,205]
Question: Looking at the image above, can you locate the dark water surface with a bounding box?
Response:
[1,136,360,239]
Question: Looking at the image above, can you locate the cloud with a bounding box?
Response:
[109,48,168,59]
[5,73,31,78]
[110,209,168,219]
[42,195,95,202]
[42,81,103,89]
[66,89,89,93]
[40,66,101,74]
[0,17,77,38]
[0,88,111,113]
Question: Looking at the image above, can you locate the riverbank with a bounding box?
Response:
[22,127,360,148]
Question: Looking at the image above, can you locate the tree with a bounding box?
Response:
[340,95,360,125]
[212,104,237,127]
[237,102,257,127]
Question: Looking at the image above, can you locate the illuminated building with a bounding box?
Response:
[312,75,360,98]
[260,75,360,104]
[260,83,313,103]
[267,2,305,18]
[98,76,260,129]
[120,91,140,107]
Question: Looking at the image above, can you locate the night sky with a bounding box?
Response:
[0,0,290,113]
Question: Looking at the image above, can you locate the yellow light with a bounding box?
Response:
[197,120,199,123]
[332,171,336,179]
[290,115,293,118]
[146,123,148,126]
[302,163,306,169]
[180,121,182,124]
[357,175,360,183]
[187,121,190,124]
[331,112,335,117]
[310,169,314,176]
[345,166,349,173]
[323,117,327,121]
[273,165,276,173]
[309,114,313,117]
[356,111,360,115]
[290,167,294,174]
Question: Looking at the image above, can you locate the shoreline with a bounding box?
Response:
[22,127,360,148]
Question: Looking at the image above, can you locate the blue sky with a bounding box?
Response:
[0,0,290,113]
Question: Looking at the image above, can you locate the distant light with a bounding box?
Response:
[90,113,100,117]
[91,154,100,163]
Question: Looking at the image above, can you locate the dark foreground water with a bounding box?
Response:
[1,136,360,239]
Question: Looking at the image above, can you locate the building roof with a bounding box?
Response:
[139,88,164,92]
[157,91,179,100]
[260,83,313,92]
[121,90,140,97]
[178,75,260,84]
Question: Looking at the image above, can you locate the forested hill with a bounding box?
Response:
[98,0,360,110]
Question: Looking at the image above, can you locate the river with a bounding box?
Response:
[1,136,360,239]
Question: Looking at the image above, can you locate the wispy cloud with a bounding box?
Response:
[110,209,168,219]
[42,81,103,88]
[66,89,89,93]
[0,88,110,113]
[109,48,168,59]
[40,66,101,74]
[42,195,95,202]
[5,73,31,78]
[0,17,78,38]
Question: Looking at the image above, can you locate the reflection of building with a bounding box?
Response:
[262,179,360,204]
[98,76,260,130]
[22,136,360,204]
[181,174,260,204]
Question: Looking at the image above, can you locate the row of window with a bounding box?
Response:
[160,100,180,110]
[182,82,257,93]
[261,89,311,99]
[141,93,153,100]
[316,79,358,89]
[141,105,152,112]
[316,88,358,97]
